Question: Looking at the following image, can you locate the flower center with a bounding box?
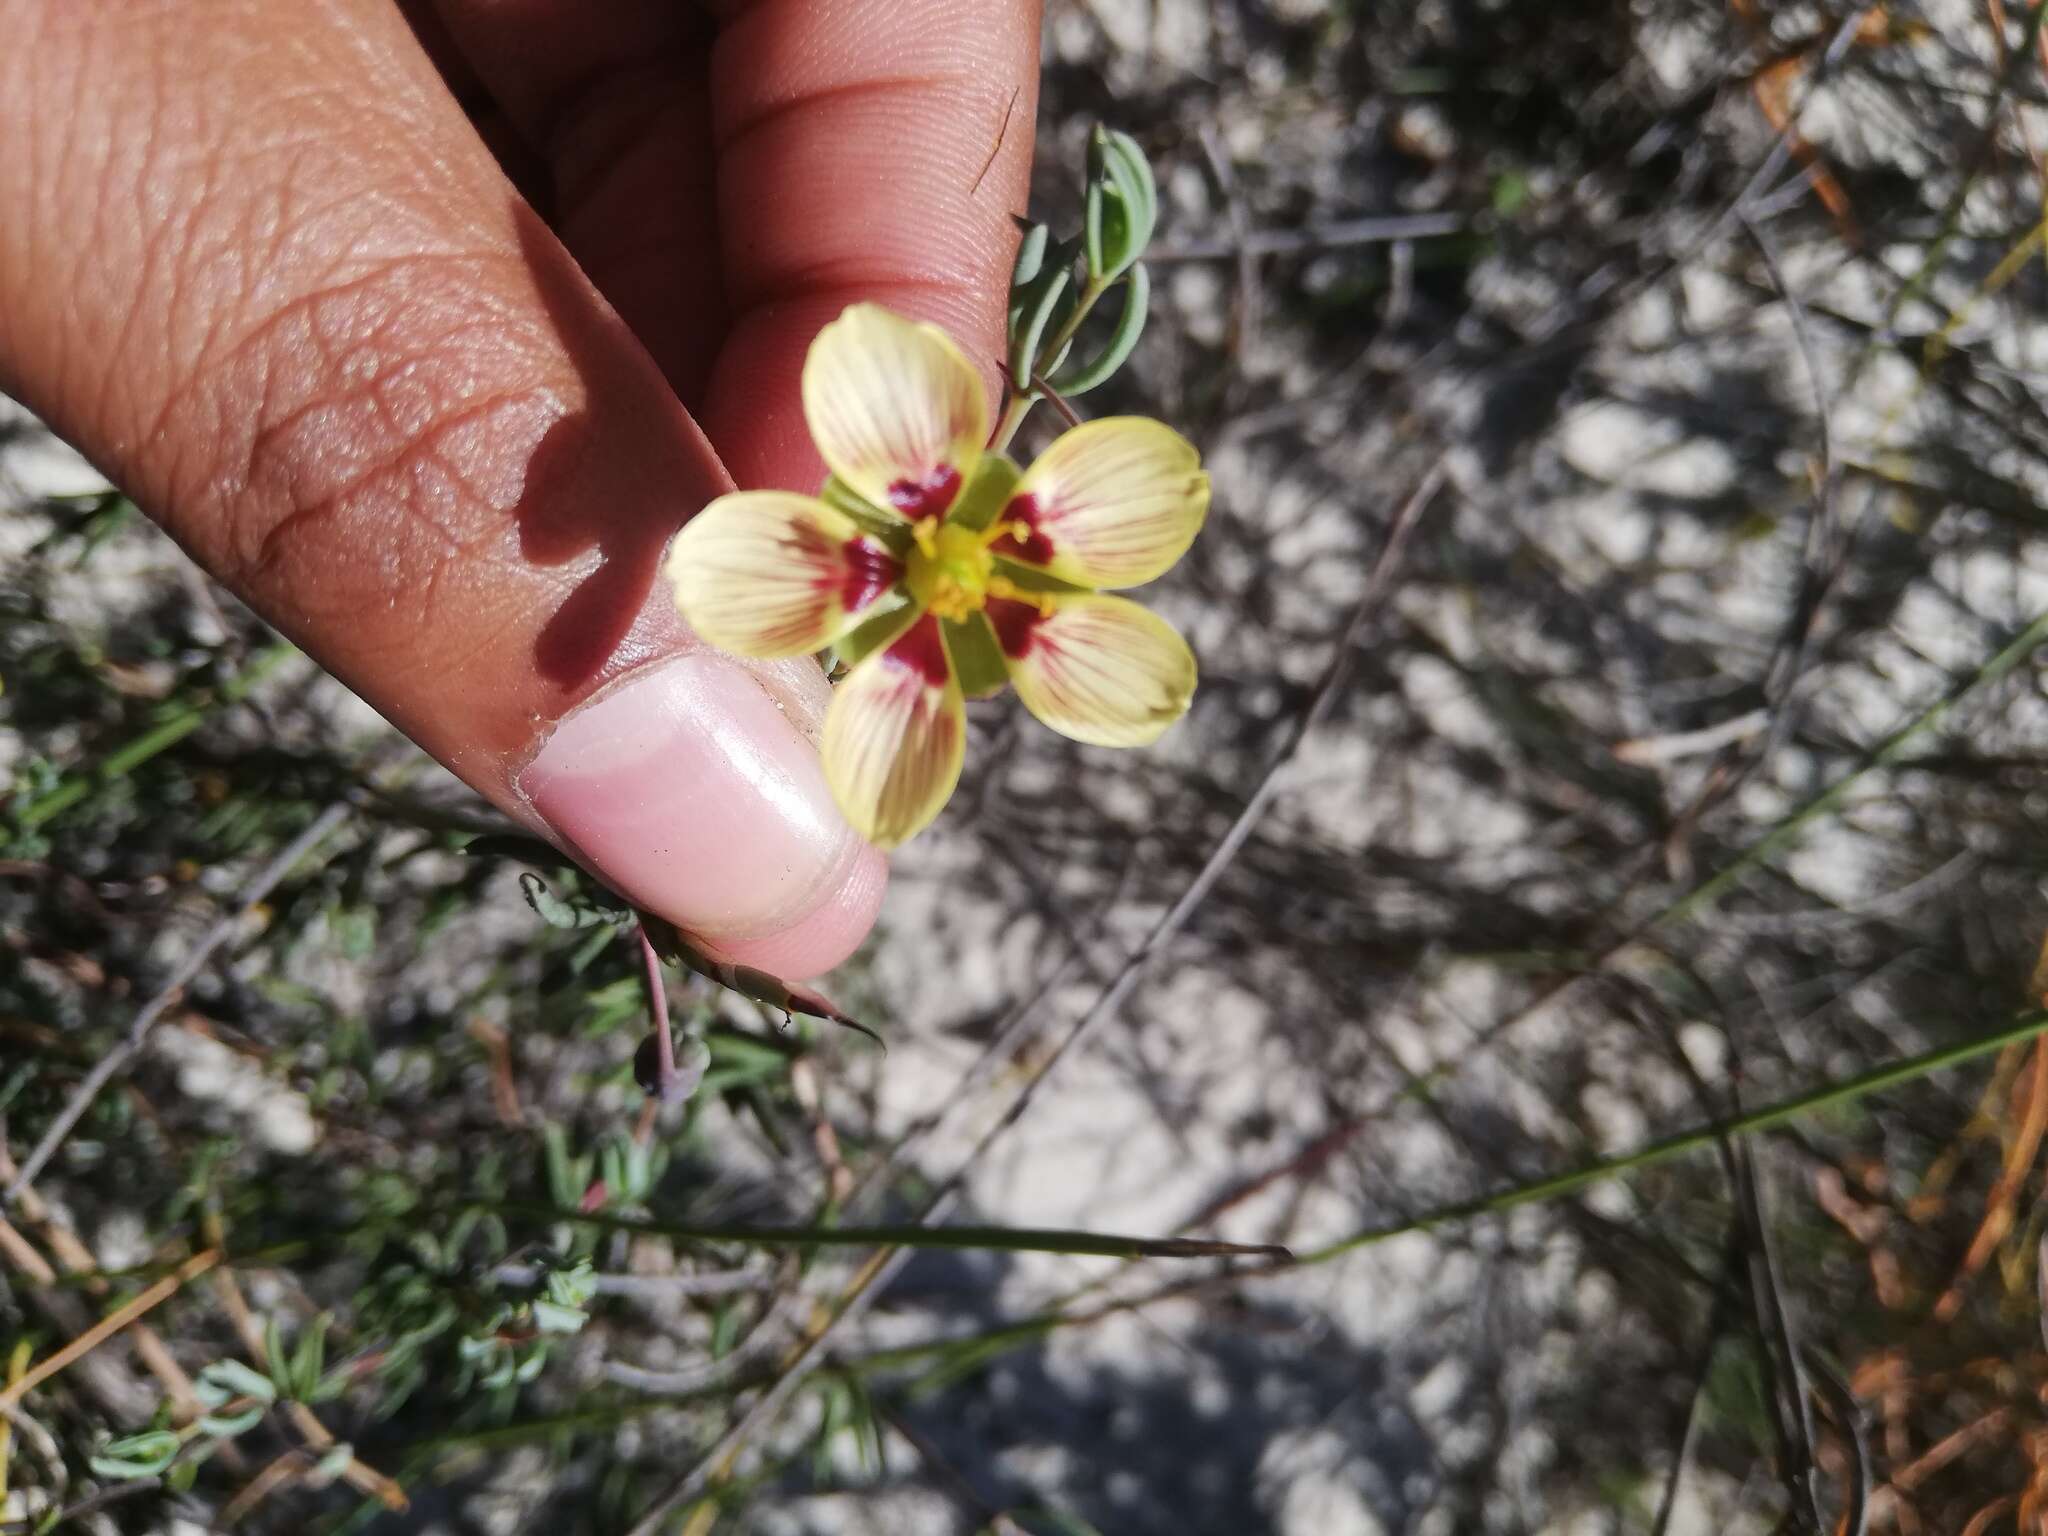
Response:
[906,519,1010,623]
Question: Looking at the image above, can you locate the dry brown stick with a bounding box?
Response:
[0,1476,162,1535]
[790,1059,852,1205]
[1934,1038,2048,1320]
[218,1448,312,1527]
[0,1219,153,1425]
[0,1221,54,1287]
[466,1018,524,1128]
[1198,124,1260,361]
[0,1249,219,1410]
[0,1397,65,1508]
[203,1214,409,1512]
[0,1144,201,1421]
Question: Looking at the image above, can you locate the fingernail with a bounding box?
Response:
[520,653,885,976]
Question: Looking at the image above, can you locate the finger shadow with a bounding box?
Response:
[507,203,698,690]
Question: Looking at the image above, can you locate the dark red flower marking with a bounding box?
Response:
[985,596,1048,659]
[887,613,953,686]
[991,491,1056,565]
[885,465,963,522]
[838,536,899,613]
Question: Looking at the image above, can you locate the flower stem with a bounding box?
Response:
[988,391,1034,455]
[638,921,680,1100]
[989,275,1110,456]
[1039,277,1108,373]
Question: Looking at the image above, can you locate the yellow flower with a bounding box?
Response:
[667,304,1209,848]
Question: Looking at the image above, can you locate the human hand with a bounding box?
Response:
[0,0,1040,977]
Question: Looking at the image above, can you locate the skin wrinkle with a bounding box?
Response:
[101,35,175,440]
[123,49,486,462]
[248,387,547,596]
[45,12,97,422]
[712,71,960,157]
[733,264,982,317]
[239,375,551,600]
[148,249,519,486]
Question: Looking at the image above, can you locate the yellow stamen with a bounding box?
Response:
[986,575,1055,615]
[904,517,1027,623]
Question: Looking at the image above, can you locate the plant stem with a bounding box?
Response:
[1039,277,1108,373]
[1657,603,2048,928]
[989,275,1110,456]
[1303,1008,2048,1262]
[638,921,680,1102]
[13,642,298,830]
[988,391,1035,455]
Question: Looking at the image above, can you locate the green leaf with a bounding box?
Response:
[1087,126,1158,282]
[1012,1508,1110,1536]
[519,872,622,931]
[291,1314,330,1401]
[1011,220,1051,290]
[531,1299,589,1335]
[264,1317,290,1396]
[331,904,375,959]
[1008,262,1073,391]
[942,615,1009,700]
[1048,263,1150,397]
[91,1429,183,1479]
[944,453,1022,534]
[313,1362,357,1403]
[459,831,577,868]
[1083,171,1107,283]
[546,1259,599,1310]
[199,1405,266,1439]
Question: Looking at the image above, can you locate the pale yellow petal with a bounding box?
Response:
[822,615,966,847]
[667,491,902,660]
[990,592,1196,747]
[801,304,987,521]
[998,418,1209,589]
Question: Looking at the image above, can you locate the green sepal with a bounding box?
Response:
[819,477,915,552]
[943,453,1022,533]
[830,597,920,672]
[943,613,1010,699]
[1048,263,1150,397]
[990,558,1090,596]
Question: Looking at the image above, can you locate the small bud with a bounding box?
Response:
[1085,126,1158,284]
[635,1031,712,1104]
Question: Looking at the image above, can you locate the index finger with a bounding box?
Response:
[698,0,1041,492]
